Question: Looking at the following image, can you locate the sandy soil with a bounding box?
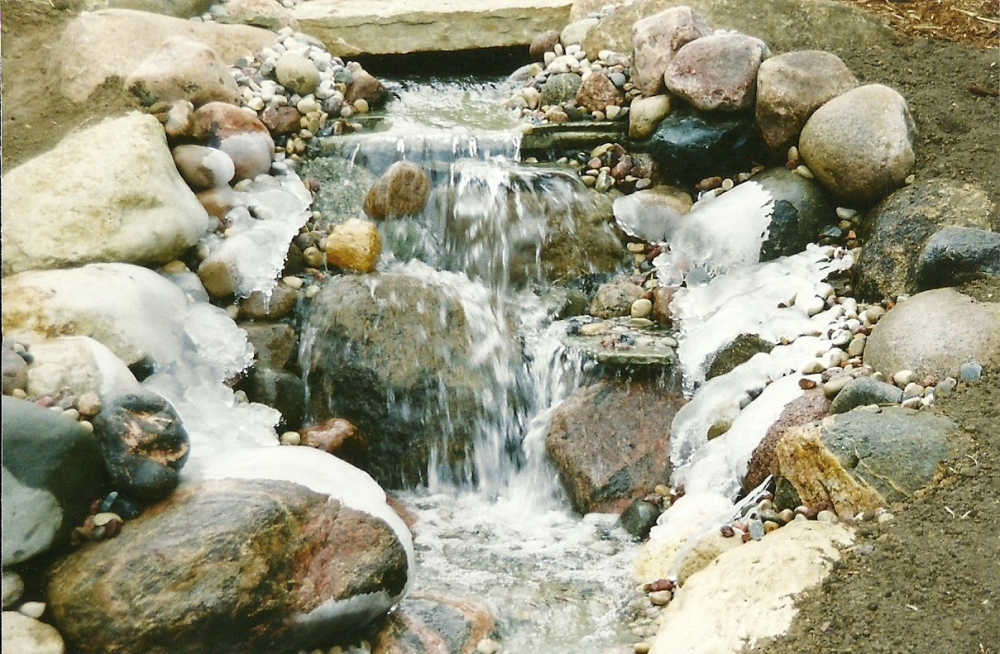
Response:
[1,1,998,652]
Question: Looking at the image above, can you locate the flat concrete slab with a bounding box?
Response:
[293,0,574,56]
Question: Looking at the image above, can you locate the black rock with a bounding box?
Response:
[620,498,662,539]
[639,109,765,186]
[916,226,1000,291]
[706,334,776,380]
[238,365,306,430]
[92,392,190,503]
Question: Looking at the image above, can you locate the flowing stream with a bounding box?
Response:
[309,75,645,651]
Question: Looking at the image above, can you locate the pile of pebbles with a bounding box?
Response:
[505,44,638,124]
[3,342,103,433]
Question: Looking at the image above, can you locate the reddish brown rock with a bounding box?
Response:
[192,101,275,181]
[363,161,432,220]
[546,378,685,513]
[261,106,304,137]
[529,29,561,60]
[345,71,389,109]
[238,285,301,321]
[47,478,409,654]
[575,71,622,114]
[652,285,678,325]
[299,417,368,469]
[743,388,830,494]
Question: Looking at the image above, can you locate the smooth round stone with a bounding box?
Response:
[18,601,46,619]
[823,373,854,398]
[648,590,672,606]
[634,642,652,654]
[959,361,983,382]
[902,382,924,400]
[279,431,301,445]
[630,298,653,319]
[579,322,610,336]
[477,639,501,654]
[354,98,370,113]
[816,510,838,523]
[893,369,916,386]
[3,571,25,608]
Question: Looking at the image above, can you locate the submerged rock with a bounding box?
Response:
[47,478,409,654]
[546,377,683,514]
[372,593,495,654]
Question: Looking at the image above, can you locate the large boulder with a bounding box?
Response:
[774,407,959,516]
[124,36,241,107]
[663,33,770,112]
[579,0,893,62]
[53,9,278,103]
[650,521,854,654]
[798,84,916,206]
[1,113,209,276]
[755,50,858,154]
[630,6,712,97]
[863,288,1000,379]
[2,397,108,565]
[303,271,525,487]
[293,0,575,56]
[2,264,196,367]
[545,378,684,513]
[854,180,995,301]
[47,478,409,654]
[107,0,214,17]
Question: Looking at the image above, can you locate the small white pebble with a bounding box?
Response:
[18,601,46,619]
[476,638,500,654]
[280,431,301,446]
[282,276,305,290]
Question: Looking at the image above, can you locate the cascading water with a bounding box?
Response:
[301,74,645,651]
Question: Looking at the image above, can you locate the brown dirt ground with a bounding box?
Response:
[1,1,998,652]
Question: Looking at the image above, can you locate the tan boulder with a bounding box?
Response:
[326,217,382,273]
[124,36,241,107]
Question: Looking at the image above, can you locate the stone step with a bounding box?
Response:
[294,0,574,57]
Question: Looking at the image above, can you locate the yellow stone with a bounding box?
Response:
[325,217,382,273]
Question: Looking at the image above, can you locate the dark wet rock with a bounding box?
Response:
[540,73,583,107]
[916,227,1000,291]
[2,397,107,565]
[372,593,495,654]
[304,272,525,487]
[863,287,1000,379]
[345,71,390,109]
[641,109,764,186]
[744,388,830,495]
[545,377,684,514]
[774,407,960,515]
[300,156,378,228]
[753,167,839,261]
[363,161,432,220]
[298,418,368,469]
[829,376,903,414]
[590,276,643,319]
[2,346,29,395]
[705,334,775,380]
[620,497,663,539]
[855,179,995,301]
[92,391,189,503]
[238,365,306,430]
[47,478,409,654]
[242,322,298,370]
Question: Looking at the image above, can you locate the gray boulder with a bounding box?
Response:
[755,50,858,154]
[546,378,684,513]
[863,287,1000,379]
[916,227,1000,291]
[47,478,409,654]
[124,36,241,107]
[2,397,108,565]
[540,72,583,107]
[774,407,959,515]
[303,271,526,487]
[664,33,770,112]
[799,84,916,206]
[855,179,995,301]
[630,6,712,97]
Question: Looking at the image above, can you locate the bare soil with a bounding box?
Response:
[1,1,998,652]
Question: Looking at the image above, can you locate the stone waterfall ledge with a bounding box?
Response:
[293,0,575,56]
